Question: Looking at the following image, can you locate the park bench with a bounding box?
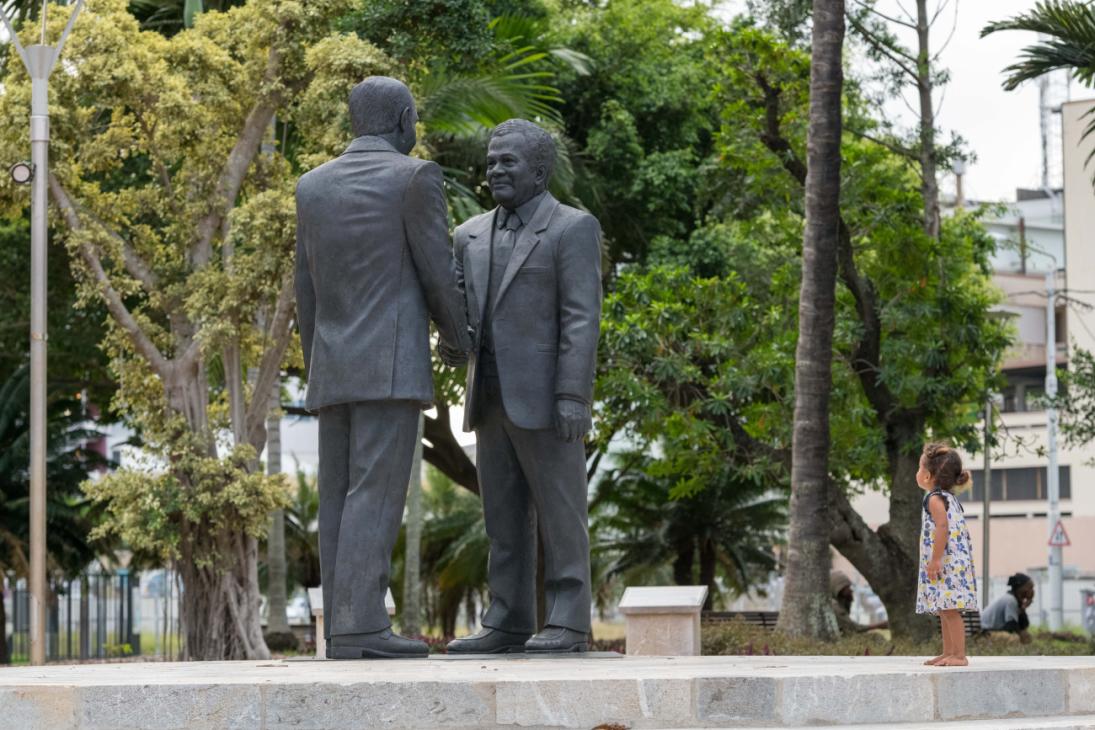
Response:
[704,610,982,636]
[702,611,780,631]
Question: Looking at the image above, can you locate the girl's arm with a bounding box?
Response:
[927,495,949,581]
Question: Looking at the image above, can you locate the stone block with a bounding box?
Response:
[936,668,1068,721]
[264,680,495,729]
[695,675,779,725]
[1070,667,1095,714]
[619,585,707,657]
[495,677,692,728]
[0,687,78,730]
[779,672,934,726]
[76,683,263,730]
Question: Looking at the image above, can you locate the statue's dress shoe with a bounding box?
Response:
[446,627,531,654]
[328,628,428,659]
[524,625,588,653]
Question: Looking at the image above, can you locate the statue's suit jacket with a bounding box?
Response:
[295,136,470,413]
[454,193,602,431]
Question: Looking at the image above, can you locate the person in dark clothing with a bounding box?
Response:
[981,573,1034,644]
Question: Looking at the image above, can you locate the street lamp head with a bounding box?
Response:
[9,161,33,184]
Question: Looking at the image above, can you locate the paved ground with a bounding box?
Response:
[1,654,1093,729]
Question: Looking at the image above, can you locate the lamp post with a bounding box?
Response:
[0,0,85,665]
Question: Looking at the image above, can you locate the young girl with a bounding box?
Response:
[915,442,978,667]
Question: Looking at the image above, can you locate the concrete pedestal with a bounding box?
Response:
[1,655,1093,729]
[619,585,708,656]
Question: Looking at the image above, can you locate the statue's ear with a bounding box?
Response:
[399,106,413,133]
[534,163,548,189]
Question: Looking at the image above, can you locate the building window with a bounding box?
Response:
[968,466,1071,502]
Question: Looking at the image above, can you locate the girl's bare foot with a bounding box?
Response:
[935,656,968,667]
[923,654,946,665]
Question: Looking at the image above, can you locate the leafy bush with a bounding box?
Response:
[702,619,1094,657]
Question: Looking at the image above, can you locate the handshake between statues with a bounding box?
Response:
[296,75,601,659]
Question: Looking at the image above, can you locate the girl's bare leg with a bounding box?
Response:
[936,612,968,667]
[924,612,949,665]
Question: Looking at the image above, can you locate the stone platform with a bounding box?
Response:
[1,654,1093,729]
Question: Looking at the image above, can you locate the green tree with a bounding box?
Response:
[553,0,718,263]
[0,0,394,659]
[709,25,1011,638]
[591,450,785,611]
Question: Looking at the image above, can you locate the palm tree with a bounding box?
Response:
[590,453,785,612]
[0,364,110,663]
[776,0,844,641]
[983,2,1095,163]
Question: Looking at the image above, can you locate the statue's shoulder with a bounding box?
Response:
[296,159,338,197]
[551,202,599,233]
[455,209,494,240]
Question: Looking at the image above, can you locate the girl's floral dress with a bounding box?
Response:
[916,488,979,614]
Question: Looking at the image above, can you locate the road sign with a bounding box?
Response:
[1048,519,1071,548]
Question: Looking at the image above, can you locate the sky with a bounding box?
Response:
[714,0,1089,203]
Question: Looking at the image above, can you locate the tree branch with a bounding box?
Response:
[49,174,170,375]
[847,126,917,159]
[192,46,284,268]
[422,406,479,495]
[846,13,920,82]
[244,273,296,450]
[855,0,917,30]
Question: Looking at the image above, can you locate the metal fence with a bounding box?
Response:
[3,568,140,662]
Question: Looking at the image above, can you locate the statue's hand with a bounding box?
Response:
[438,340,468,367]
[553,398,591,443]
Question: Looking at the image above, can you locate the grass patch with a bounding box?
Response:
[702,619,1095,657]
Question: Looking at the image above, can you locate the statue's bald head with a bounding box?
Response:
[349,76,417,151]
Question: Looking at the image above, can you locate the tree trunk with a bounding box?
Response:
[401,413,425,636]
[265,381,290,636]
[916,0,940,240]
[164,367,271,660]
[777,0,844,641]
[179,531,270,660]
[698,539,717,611]
[672,540,694,586]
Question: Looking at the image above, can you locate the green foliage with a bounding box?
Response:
[0,0,361,596]
[591,451,785,605]
[0,365,109,579]
[0,219,113,409]
[984,2,1095,176]
[1059,347,1095,450]
[345,0,494,70]
[703,619,1095,657]
[84,430,288,568]
[982,1,1095,90]
[554,0,718,262]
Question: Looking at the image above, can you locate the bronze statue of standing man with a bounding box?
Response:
[295,76,472,659]
[443,119,603,654]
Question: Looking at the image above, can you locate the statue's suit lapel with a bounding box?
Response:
[493,194,558,312]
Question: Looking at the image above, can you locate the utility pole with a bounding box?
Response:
[0,0,85,665]
[1045,269,1063,630]
[982,397,991,609]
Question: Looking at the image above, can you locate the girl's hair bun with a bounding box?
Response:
[921,442,968,491]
